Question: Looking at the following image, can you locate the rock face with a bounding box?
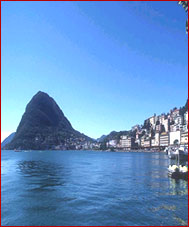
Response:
[1,132,15,149]
[5,91,92,150]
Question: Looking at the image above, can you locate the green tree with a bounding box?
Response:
[179,99,188,118]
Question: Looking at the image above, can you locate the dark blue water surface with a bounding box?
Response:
[1,150,188,226]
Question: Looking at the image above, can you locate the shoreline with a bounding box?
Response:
[1,149,165,153]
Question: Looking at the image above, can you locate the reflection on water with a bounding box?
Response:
[151,205,176,212]
[17,161,65,191]
[169,158,188,166]
[167,158,188,196]
[168,178,188,196]
[174,216,188,226]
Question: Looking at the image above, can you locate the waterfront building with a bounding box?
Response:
[120,135,127,148]
[169,131,181,145]
[107,140,117,148]
[93,142,101,149]
[127,137,136,149]
[180,131,188,145]
[159,132,169,147]
[120,135,127,140]
[120,136,135,149]
[140,136,145,148]
[151,138,156,147]
[83,142,93,150]
[154,132,160,146]
[135,138,141,147]
[144,139,151,148]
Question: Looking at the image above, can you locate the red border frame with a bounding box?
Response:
[0,0,188,227]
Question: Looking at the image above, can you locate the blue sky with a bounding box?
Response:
[1,1,188,141]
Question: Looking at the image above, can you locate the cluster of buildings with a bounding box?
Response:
[106,108,188,150]
[53,135,101,150]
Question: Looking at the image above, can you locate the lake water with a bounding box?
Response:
[1,150,188,226]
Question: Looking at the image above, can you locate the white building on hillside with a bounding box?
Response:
[169,131,181,145]
[184,111,188,125]
[108,140,117,147]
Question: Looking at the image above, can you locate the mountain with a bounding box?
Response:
[5,91,92,150]
[96,135,106,142]
[1,132,15,149]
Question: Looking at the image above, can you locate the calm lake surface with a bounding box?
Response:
[1,150,188,226]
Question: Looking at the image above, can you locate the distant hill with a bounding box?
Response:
[96,135,106,142]
[98,130,130,144]
[102,130,129,142]
[5,91,93,150]
[1,132,15,149]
